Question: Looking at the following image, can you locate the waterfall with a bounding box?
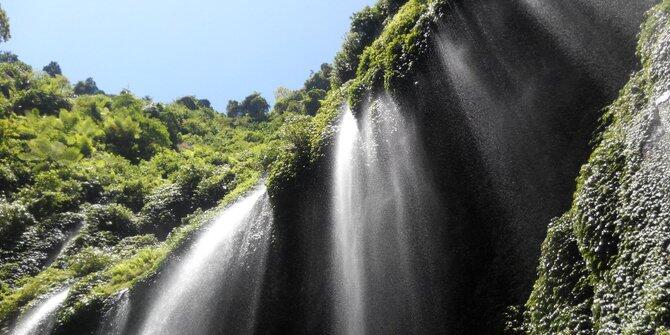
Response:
[47,221,84,266]
[137,186,272,335]
[12,286,70,335]
[96,289,130,335]
[332,108,365,335]
[331,96,445,334]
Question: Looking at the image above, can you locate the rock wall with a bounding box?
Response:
[525,3,670,334]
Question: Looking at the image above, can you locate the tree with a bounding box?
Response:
[0,51,18,63]
[304,63,332,92]
[198,99,211,109]
[74,77,104,95]
[304,89,327,116]
[103,113,170,162]
[331,3,395,86]
[0,5,10,44]
[176,96,198,110]
[241,92,269,121]
[274,87,293,101]
[226,100,241,117]
[227,93,269,121]
[12,89,72,115]
[43,61,62,77]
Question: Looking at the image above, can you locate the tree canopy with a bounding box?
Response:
[0,5,10,43]
[74,77,104,95]
[43,61,62,77]
[226,92,270,121]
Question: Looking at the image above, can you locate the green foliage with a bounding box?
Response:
[43,61,62,77]
[273,64,332,117]
[17,169,86,218]
[304,63,333,91]
[525,4,670,333]
[12,90,71,115]
[226,92,269,121]
[0,0,435,328]
[348,0,443,110]
[303,89,327,116]
[0,200,35,248]
[0,51,18,64]
[0,39,281,328]
[267,85,346,197]
[83,204,138,237]
[0,268,73,323]
[0,5,10,43]
[67,247,113,277]
[267,0,441,198]
[331,1,410,87]
[74,78,104,96]
[332,5,387,86]
[102,110,170,162]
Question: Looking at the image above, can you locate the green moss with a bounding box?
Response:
[347,0,443,111]
[525,3,670,333]
[267,86,346,198]
[0,268,73,323]
[267,0,445,198]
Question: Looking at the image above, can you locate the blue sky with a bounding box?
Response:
[1,0,374,111]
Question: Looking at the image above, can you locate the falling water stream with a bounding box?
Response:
[332,96,445,334]
[96,290,130,335]
[137,186,273,335]
[11,286,70,335]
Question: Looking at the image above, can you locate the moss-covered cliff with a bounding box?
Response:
[264,0,656,333]
[524,2,670,333]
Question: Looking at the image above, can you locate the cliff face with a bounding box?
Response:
[525,3,670,334]
[264,0,656,333]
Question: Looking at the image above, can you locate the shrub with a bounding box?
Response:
[176,96,199,110]
[17,170,84,218]
[103,113,170,162]
[12,89,71,115]
[67,247,113,277]
[138,183,188,237]
[84,204,138,237]
[0,200,35,248]
[193,168,237,209]
[304,89,327,116]
[227,92,270,121]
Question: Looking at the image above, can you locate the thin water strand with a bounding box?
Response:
[138,186,272,335]
[12,286,70,335]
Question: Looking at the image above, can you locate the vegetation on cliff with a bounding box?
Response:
[520,2,670,333]
[266,0,448,199]
[0,52,280,328]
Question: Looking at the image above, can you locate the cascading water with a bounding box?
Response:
[332,109,365,335]
[96,289,130,335]
[332,95,446,334]
[11,286,70,335]
[47,222,84,266]
[137,186,272,335]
